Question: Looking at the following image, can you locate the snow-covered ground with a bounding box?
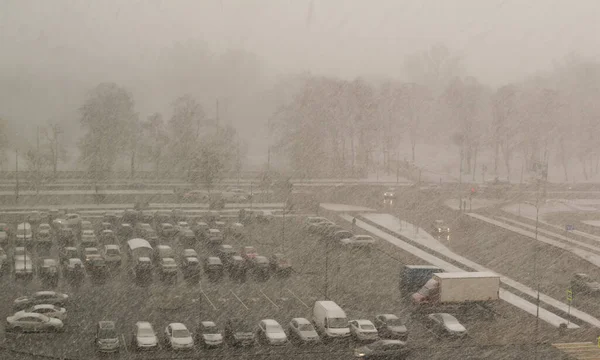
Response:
[444,198,504,210]
[343,213,581,329]
[502,200,599,221]
[320,203,375,212]
[583,220,600,228]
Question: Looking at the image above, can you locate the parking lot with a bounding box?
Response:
[0,206,568,359]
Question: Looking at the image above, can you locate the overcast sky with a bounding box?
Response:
[2,0,599,84]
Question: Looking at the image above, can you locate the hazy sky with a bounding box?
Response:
[2,0,599,84]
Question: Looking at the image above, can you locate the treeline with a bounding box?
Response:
[272,47,600,181]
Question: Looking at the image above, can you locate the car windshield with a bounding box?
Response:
[266,324,283,332]
[360,324,375,330]
[106,249,119,256]
[298,323,314,331]
[440,314,459,324]
[328,318,348,329]
[138,328,154,337]
[172,329,190,338]
[204,325,220,334]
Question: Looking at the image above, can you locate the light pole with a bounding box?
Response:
[15,150,19,203]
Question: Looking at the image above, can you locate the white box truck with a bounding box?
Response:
[411,272,500,305]
[312,301,350,340]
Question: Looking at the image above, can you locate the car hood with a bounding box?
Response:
[299,330,319,338]
[137,336,158,346]
[203,334,223,341]
[267,332,287,340]
[172,336,193,346]
[389,325,408,334]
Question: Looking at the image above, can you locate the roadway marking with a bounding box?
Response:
[121,334,128,352]
[199,286,218,311]
[260,289,279,309]
[230,290,249,310]
[286,288,310,309]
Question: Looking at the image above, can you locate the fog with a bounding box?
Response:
[1,0,599,174]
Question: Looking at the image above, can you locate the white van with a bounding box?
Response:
[312,301,350,340]
[16,223,33,244]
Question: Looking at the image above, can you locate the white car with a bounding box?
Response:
[182,249,198,259]
[165,323,194,350]
[427,313,467,337]
[340,235,376,247]
[349,320,379,342]
[197,321,223,348]
[288,317,320,344]
[176,222,190,232]
[6,312,63,332]
[17,304,67,321]
[257,319,288,346]
[133,321,158,351]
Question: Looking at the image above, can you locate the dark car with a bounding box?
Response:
[204,257,224,281]
[572,273,600,295]
[225,318,255,347]
[354,340,409,359]
[99,229,117,245]
[179,229,196,247]
[0,228,8,246]
[158,258,178,281]
[99,222,113,232]
[121,209,140,225]
[182,257,200,280]
[197,321,223,348]
[117,223,134,240]
[154,245,175,264]
[59,247,79,265]
[171,209,186,223]
[217,244,237,268]
[95,321,120,353]
[58,227,77,247]
[88,257,109,281]
[269,253,292,276]
[159,223,176,238]
[251,256,270,281]
[229,255,247,282]
[38,258,59,287]
[103,212,119,226]
[374,314,408,341]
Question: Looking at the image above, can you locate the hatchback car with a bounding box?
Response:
[288,318,320,344]
[257,319,288,346]
[349,320,380,342]
[197,321,223,348]
[132,321,158,351]
[95,321,120,352]
[6,312,64,333]
[427,313,467,337]
[102,245,122,266]
[374,314,408,340]
[164,323,194,350]
[14,291,69,310]
[225,318,255,347]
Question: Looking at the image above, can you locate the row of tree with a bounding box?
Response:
[272,47,600,181]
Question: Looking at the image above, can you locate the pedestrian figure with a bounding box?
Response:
[352,217,356,231]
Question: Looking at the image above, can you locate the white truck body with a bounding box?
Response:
[312,301,350,339]
[436,272,500,303]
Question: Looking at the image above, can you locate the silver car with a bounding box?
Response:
[374,314,408,340]
[427,313,467,337]
[6,312,64,332]
[257,319,288,346]
[288,318,319,344]
[197,321,223,348]
[133,321,158,351]
[17,304,67,321]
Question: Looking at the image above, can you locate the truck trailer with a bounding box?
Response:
[411,272,500,305]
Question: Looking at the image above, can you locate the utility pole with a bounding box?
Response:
[216,99,220,129]
[15,150,19,203]
[324,238,329,300]
[37,125,41,194]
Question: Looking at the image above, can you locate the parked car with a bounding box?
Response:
[179,229,196,247]
[154,245,175,263]
[99,229,117,244]
[331,230,354,241]
[572,273,600,294]
[197,321,223,348]
[353,339,409,359]
[117,223,134,240]
[182,256,200,280]
[164,323,194,350]
[0,228,8,246]
[204,229,224,245]
[81,230,99,248]
[6,312,64,333]
[194,221,210,239]
[349,320,380,342]
[171,209,186,223]
[227,222,245,238]
[225,318,255,347]
[102,245,122,266]
[256,319,288,346]
[14,291,69,310]
[159,223,176,238]
[288,318,320,344]
[82,247,101,264]
[340,235,376,247]
[214,221,227,232]
[374,314,408,340]
[64,258,86,280]
[182,248,198,260]
[65,213,82,228]
[99,222,113,232]
[103,212,119,225]
[205,257,224,281]
[175,221,190,233]
[229,255,247,282]
[159,258,178,281]
[132,321,158,351]
[426,313,467,337]
[183,190,209,203]
[251,256,270,280]
[37,223,52,239]
[38,258,59,286]
[81,220,93,232]
[17,304,66,321]
[241,246,258,261]
[218,244,237,268]
[270,253,292,276]
[95,321,120,353]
